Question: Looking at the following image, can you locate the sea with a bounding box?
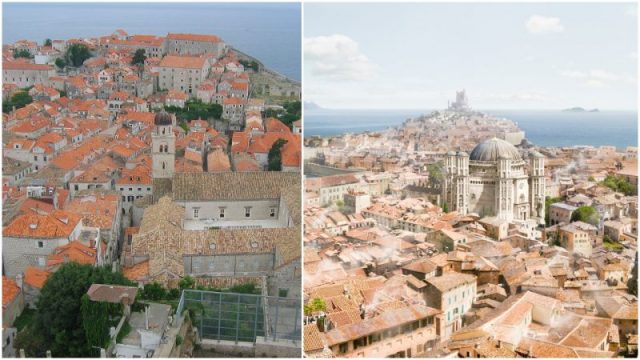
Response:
[2,2,301,81]
[304,109,638,149]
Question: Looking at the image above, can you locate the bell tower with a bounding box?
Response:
[529,151,546,223]
[152,110,175,179]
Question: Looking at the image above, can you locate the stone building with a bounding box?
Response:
[442,138,545,223]
[126,111,301,298]
[158,55,210,96]
[424,272,477,340]
[2,211,83,277]
[3,61,54,88]
[165,33,225,58]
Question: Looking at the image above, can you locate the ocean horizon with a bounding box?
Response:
[304,108,638,149]
[2,2,301,81]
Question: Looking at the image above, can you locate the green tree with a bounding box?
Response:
[2,91,33,113]
[178,275,196,290]
[442,202,449,213]
[571,205,599,226]
[239,59,259,72]
[131,48,146,66]
[80,294,122,351]
[304,298,326,315]
[165,99,222,122]
[263,101,301,129]
[13,48,32,59]
[427,161,444,182]
[268,138,288,171]
[229,282,258,294]
[601,175,637,196]
[44,38,52,47]
[628,253,638,296]
[55,57,66,69]
[15,262,134,357]
[141,282,167,301]
[65,43,92,67]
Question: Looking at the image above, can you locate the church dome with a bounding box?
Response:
[469,137,521,162]
[154,110,172,126]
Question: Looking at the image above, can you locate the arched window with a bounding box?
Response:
[162,162,166,169]
[162,128,166,135]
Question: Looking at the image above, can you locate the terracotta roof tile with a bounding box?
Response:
[2,277,20,307]
[23,266,51,289]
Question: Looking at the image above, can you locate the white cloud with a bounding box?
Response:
[304,34,377,81]
[559,70,587,79]
[625,6,637,17]
[526,15,564,34]
[559,68,635,87]
[484,92,554,103]
[585,79,605,88]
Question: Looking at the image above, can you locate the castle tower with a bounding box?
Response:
[529,151,546,223]
[152,111,175,179]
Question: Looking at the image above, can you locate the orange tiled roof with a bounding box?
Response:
[2,277,20,307]
[3,210,81,239]
[159,55,207,69]
[231,82,248,91]
[265,117,291,133]
[167,33,222,43]
[3,61,52,71]
[23,266,51,289]
[117,165,152,185]
[223,97,244,105]
[66,192,119,229]
[123,260,149,282]
[167,89,188,100]
[47,240,96,268]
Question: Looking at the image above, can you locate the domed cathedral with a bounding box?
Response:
[151,110,176,201]
[442,137,545,223]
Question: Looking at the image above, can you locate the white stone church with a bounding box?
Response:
[442,137,545,223]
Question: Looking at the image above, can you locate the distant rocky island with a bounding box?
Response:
[562,107,599,112]
[304,101,322,111]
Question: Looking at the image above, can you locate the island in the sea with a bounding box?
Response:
[562,107,600,112]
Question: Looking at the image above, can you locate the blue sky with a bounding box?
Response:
[304,3,637,110]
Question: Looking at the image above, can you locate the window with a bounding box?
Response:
[37,241,44,248]
[270,207,276,218]
[278,288,288,298]
[245,207,251,218]
[193,207,200,218]
[219,207,225,218]
[74,184,79,191]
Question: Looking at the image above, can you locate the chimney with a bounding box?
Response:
[145,305,149,330]
[16,273,23,290]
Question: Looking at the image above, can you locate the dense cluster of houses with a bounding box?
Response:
[303,111,638,358]
[2,29,301,356]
